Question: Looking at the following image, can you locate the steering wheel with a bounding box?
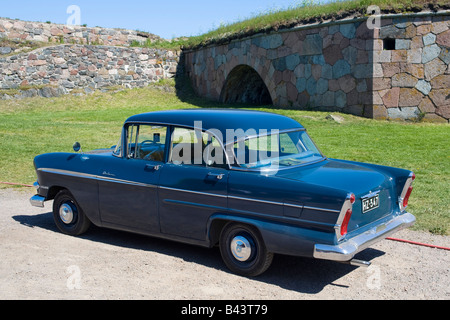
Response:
[143,146,163,161]
[139,140,155,147]
[138,140,163,161]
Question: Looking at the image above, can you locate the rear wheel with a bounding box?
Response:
[53,190,91,236]
[219,223,273,277]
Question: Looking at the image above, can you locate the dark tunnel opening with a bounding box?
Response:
[220,65,273,105]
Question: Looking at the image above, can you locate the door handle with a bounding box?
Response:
[207,173,224,180]
[145,164,161,171]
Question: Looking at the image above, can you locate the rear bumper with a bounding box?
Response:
[30,195,46,208]
[313,212,416,262]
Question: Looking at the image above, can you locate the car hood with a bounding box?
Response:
[275,158,389,196]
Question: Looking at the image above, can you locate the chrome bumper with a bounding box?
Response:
[30,195,46,208]
[313,212,416,262]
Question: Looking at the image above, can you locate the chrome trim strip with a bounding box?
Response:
[361,190,381,199]
[38,169,338,213]
[160,187,333,213]
[230,195,335,212]
[159,186,227,198]
[314,212,416,262]
[96,176,157,188]
[39,168,94,179]
[228,195,284,206]
[228,157,327,172]
[161,189,325,211]
[283,202,304,210]
[38,168,157,189]
[164,199,228,211]
[303,205,340,213]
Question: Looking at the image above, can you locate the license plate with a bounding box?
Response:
[362,194,379,214]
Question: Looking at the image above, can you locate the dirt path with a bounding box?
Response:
[0,188,449,300]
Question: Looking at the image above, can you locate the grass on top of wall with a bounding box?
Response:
[134,0,449,50]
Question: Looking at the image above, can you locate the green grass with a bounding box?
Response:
[0,85,448,235]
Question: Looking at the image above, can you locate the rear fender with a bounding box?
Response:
[207,214,335,258]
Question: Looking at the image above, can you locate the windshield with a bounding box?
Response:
[230,130,324,170]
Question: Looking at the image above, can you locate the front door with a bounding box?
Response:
[98,124,168,233]
[158,126,228,241]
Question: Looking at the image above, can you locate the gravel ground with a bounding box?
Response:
[0,188,449,300]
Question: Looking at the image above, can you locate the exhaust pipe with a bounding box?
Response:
[339,259,371,267]
[348,259,371,267]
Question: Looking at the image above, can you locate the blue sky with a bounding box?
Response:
[1,0,308,39]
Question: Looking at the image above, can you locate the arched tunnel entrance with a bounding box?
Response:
[220,65,273,105]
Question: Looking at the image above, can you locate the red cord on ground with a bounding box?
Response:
[0,181,34,188]
[387,237,450,251]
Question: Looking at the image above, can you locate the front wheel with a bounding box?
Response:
[219,223,273,277]
[53,190,91,236]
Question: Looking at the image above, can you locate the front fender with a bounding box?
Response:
[33,152,103,227]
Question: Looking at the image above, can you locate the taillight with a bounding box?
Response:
[339,193,355,237]
[340,208,352,236]
[349,193,355,204]
[399,172,415,212]
[403,186,413,209]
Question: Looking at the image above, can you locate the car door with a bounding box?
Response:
[158,126,228,241]
[98,124,169,233]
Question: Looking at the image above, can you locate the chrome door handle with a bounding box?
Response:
[207,173,224,180]
[145,164,161,171]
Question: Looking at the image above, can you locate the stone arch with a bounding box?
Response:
[220,65,273,105]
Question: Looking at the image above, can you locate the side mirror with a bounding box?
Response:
[73,142,82,153]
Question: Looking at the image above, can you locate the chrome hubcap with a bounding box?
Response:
[59,203,75,224]
[230,236,252,262]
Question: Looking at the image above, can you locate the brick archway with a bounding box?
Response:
[220,65,273,105]
[184,12,450,122]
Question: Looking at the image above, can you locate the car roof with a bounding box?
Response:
[125,109,304,142]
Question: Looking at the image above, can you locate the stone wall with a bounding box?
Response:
[0,18,160,47]
[183,11,449,122]
[0,44,179,96]
[373,14,449,122]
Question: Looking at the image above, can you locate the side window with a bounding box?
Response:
[126,125,138,159]
[280,133,298,155]
[126,124,167,162]
[112,135,122,157]
[170,127,227,168]
[204,134,228,168]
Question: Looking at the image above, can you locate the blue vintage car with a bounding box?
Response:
[30,109,416,276]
